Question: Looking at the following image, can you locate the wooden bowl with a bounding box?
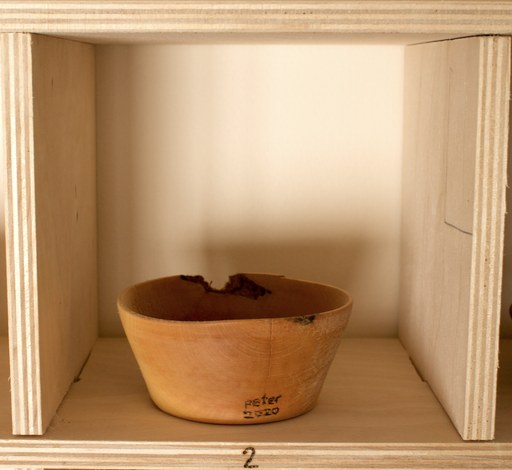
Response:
[118,273,352,424]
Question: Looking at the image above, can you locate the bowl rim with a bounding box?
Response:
[117,273,353,325]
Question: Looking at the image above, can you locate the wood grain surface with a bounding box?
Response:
[0,2,511,42]
[0,33,97,435]
[400,35,510,441]
[0,338,511,467]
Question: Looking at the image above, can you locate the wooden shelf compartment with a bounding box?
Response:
[0,2,511,462]
[2,33,511,441]
[0,337,511,468]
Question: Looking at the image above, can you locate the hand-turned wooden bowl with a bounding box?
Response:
[118,273,352,424]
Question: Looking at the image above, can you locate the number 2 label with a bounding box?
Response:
[242,446,259,468]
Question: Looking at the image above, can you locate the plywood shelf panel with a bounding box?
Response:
[0,33,97,435]
[0,2,509,468]
[44,338,462,444]
[0,1,512,44]
[400,35,511,441]
[1,338,512,467]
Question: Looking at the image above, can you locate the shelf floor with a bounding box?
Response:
[2,338,512,468]
[4,337,464,443]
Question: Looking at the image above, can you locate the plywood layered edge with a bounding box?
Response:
[0,33,97,435]
[0,338,510,468]
[0,441,512,469]
[465,36,511,441]
[400,35,511,441]
[1,32,42,436]
[0,1,511,41]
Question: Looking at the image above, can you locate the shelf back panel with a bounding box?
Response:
[400,36,511,441]
[0,33,97,435]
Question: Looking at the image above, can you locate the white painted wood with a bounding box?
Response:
[400,36,511,441]
[0,33,97,435]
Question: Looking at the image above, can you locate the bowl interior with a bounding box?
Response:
[119,274,351,322]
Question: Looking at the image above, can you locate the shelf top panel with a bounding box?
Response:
[0,1,511,44]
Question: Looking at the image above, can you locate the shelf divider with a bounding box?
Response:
[0,33,97,435]
[400,35,511,441]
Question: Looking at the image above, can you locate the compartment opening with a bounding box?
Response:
[96,43,404,338]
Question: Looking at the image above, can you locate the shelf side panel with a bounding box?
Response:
[0,33,97,435]
[466,36,511,441]
[1,32,40,436]
[400,36,511,441]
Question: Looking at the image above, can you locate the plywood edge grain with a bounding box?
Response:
[0,2,511,39]
[0,338,510,467]
[0,32,98,436]
[400,35,511,442]
[465,36,511,441]
[0,32,42,436]
[0,440,511,468]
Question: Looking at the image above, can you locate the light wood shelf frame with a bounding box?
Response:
[1,31,97,437]
[0,338,511,468]
[401,35,511,441]
[0,1,511,468]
